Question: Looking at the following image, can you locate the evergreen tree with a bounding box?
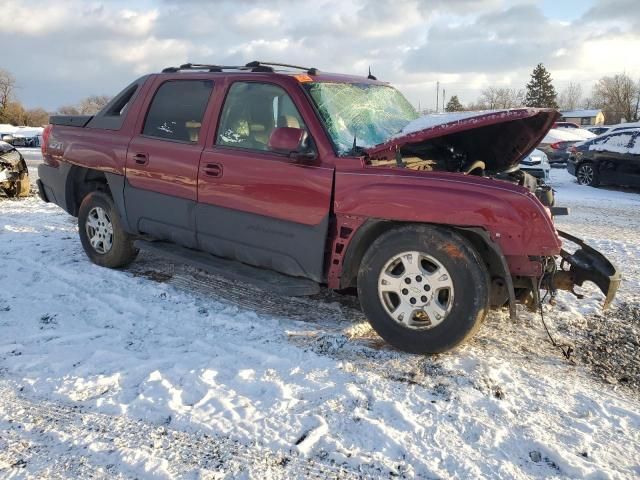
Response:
[445,95,464,112]
[525,63,558,108]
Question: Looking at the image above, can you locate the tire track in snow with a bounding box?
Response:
[0,384,363,479]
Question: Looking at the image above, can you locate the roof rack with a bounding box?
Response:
[161,61,319,75]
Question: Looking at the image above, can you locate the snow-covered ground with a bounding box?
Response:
[1,169,639,479]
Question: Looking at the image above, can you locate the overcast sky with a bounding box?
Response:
[2,0,639,111]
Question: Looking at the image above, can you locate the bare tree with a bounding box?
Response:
[476,87,525,109]
[0,69,17,123]
[78,95,111,115]
[56,95,111,116]
[591,74,639,123]
[56,105,81,115]
[557,82,583,111]
[24,108,50,127]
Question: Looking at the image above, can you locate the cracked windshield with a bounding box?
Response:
[304,82,418,155]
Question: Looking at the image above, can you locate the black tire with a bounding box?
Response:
[78,191,138,268]
[357,225,489,354]
[576,162,599,187]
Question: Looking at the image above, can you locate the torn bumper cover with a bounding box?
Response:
[553,230,621,309]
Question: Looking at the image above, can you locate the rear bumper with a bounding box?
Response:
[36,178,49,202]
[554,230,621,309]
[37,163,73,214]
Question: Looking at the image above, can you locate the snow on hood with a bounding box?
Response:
[392,110,510,138]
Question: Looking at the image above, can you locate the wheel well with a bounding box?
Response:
[340,222,510,308]
[339,220,400,289]
[66,166,111,216]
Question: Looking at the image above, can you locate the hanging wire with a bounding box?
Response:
[537,258,574,361]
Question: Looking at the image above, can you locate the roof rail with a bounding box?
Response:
[161,61,319,75]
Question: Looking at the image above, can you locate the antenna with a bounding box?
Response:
[367,67,377,81]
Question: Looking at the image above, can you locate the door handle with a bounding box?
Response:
[133,153,148,165]
[203,163,223,177]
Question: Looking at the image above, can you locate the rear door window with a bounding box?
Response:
[602,132,634,150]
[216,82,306,152]
[143,80,214,143]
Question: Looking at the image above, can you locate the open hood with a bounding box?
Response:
[363,108,560,173]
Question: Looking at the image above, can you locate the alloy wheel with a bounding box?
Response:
[577,164,594,185]
[85,206,113,254]
[377,251,454,330]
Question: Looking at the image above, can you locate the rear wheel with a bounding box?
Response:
[576,162,599,187]
[357,225,489,354]
[78,191,138,268]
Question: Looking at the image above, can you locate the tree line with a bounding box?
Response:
[3,64,639,127]
[444,63,639,124]
[0,68,111,127]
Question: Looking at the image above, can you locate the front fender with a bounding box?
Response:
[334,169,561,258]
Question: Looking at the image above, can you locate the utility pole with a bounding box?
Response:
[436,81,439,113]
[442,88,446,112]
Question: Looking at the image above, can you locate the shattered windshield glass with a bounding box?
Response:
[304,82,418,155]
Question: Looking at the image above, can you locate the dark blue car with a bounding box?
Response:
[567,129,640,187]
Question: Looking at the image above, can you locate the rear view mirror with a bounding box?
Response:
[268,127,314,160]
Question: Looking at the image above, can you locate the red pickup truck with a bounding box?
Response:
[37,61,620,354]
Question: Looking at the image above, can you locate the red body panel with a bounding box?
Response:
[45,69,564,286]
[197,74,335,226]
[46,126,130,175]
[333,162,560,257]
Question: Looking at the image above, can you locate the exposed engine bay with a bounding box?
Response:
[367,142,556,208]
[0,141,30,198]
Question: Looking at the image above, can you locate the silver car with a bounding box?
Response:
[519,148,550,182]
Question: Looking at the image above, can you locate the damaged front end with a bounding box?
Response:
[0,142,30,198]
[551,230,621,309]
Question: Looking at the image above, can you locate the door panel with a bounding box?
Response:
[593,132,636,185]
[197,148,333,281]
[124,78,215,247]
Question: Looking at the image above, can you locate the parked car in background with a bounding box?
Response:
[537,128,594,165]
[518,148,550,182]
[567,129,640,187]
[585,125,613,136]
[609,122,640,133]
[0,140,30,197]
[586,122,640,137]
[553,121,580,129]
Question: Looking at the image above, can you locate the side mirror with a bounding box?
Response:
[268,127,315,160]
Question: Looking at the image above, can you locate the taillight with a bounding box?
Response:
[41,124,59,167]
[550,142,561,149]
[41,124,52,156]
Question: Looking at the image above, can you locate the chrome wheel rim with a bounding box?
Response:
[577,164,594,185]
[85,206,113,254]
[378,251,454,330]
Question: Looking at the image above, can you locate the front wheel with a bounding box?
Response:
[78,191,138,268]
[576,162,599,187]
[357,225,489,354]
